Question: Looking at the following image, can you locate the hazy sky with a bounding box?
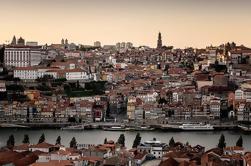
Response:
[1,0,251,48]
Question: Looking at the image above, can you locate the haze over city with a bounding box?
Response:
[1,0,251,48]
[2,0,251,165]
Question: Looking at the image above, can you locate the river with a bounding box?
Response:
[0,129,250,150]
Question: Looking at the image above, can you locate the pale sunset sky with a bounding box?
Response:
[0,0,251,48]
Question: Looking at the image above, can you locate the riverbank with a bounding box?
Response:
[0,122,249,132]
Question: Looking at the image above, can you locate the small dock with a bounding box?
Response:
[160,124,181,131]
[213,124,237,130]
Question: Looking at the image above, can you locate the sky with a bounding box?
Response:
[0,0,251,48]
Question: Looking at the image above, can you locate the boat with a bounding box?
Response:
[116,125,155,131]
[61,124,85,131]
[178,123,214,131]
[238,125,251,132]
[0,123,30,128]
[133,126,155,131]
[103,126,129,131]
[141,126,154,130]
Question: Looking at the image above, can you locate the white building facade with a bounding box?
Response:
[65,69,88,81]
[4,46,45,67]
[14,67,59,80]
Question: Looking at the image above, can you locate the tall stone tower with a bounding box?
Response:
[65,39,68,45]
[11,36,17,45]
[157,32,162,49]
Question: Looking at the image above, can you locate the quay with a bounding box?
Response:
[0,122,246,132]
[0,120,250,132]
[0,123,30,128]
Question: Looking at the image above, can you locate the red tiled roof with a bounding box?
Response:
[13,153,38,166]
[159,157,179,166]
[0,151,30,165]
[31,160,74,166]
[13,143,30,151]
[224,146,244,151]
[134,151,147,160]
[81,156,103,162]
[29,142,55,149]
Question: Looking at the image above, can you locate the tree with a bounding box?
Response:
[106,102,111,118]
[36,74,54,83]
[169,137,175,147]
[117,134,125,147]
[22,134,30,144]
[56,136,61,145]
[185,141,189,146]
[76,81,80,89]
[231,42,236,49]
[53,110,56,123]
[64,84,72,93]
[104,138,108,144]
[217,134,226,149]
[38,133,45,144]
[236,136,243,147]
[7,134,15,148]
[132,133,141,148]
[158,98,167,105]
[70,137,77,149]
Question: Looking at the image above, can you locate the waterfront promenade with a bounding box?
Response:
[0,120,246,132]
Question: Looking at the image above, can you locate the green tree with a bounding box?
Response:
[56,136,61,145]
[132,133,141,148]
[70,137,77,149]
[231,42,236,49]
[36,74,54,82]
[22,134,30,144]
[117,134,125,147]
[106,102,111,118]
[217,134,226,149]
[185,141,189,146]
[7,134,15,148]
[104,138,108,144]
[169,137,175,147]
[158,98,167,105]
[38,133,45,144]
[236,136,243,147]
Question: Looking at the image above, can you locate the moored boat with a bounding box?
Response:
[134,126,155,131]
[103,126,129,131]
[178,123,214,131]
[61,125,85,130]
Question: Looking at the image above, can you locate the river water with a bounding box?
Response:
[0,129,250,150]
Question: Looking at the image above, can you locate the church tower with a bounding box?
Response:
[157,32,162,49]
[11,36,16,45]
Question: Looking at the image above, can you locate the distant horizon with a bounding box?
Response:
[1,0,251,48]
[2,35,250,49]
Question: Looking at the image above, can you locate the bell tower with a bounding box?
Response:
[157,32,162,49]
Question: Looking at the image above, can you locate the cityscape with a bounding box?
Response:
[1,0,251,166]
